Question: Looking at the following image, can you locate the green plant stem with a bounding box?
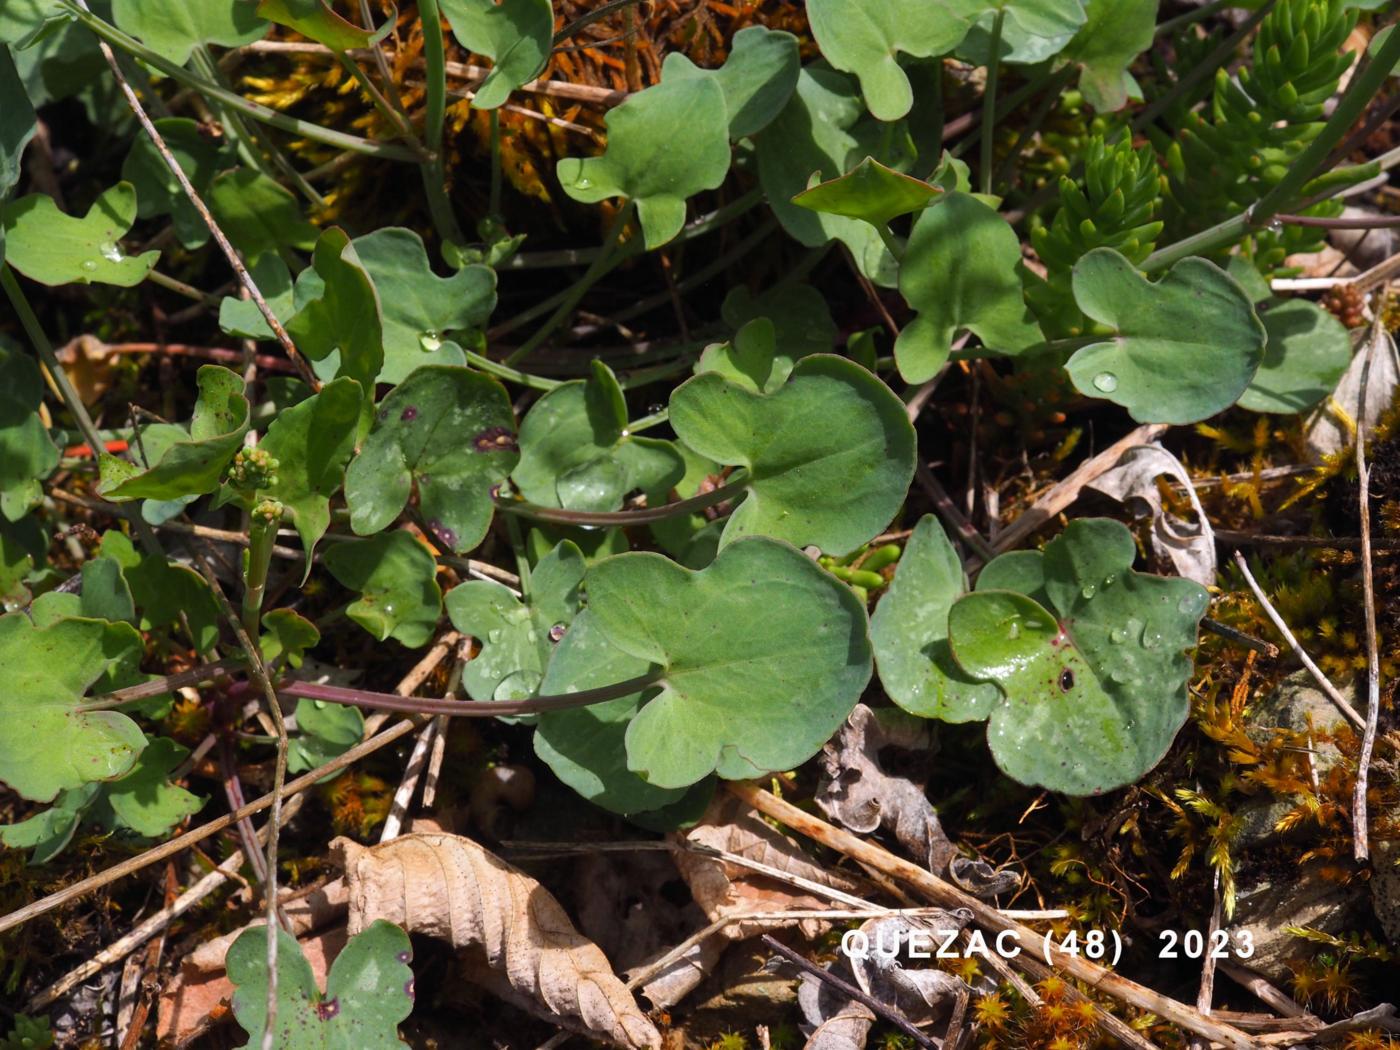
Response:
[627,406,669,433]
[462,350,564,391]
[413,0,467,251]
[876,224,904,264]
[980,9,1005,197]
[59,0,417,161]
[504,514,532,598]
[949,66,1054,159]
[495,475,746,526]
[242,506,281,642]
[281,669,665,717]
[993,65,1074,190]
[552,0,644,46]
[504,201,636,365]
[336,50,421,147]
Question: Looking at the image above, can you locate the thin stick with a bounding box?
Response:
[730,783,1259,1050]
[1275,212,1400,229]
[1232,551,1366,731]
[916,461,996,562]
[1200,617,1280,659]
[26,793,305,1012]
[73,0,319,390]
[1218,963,1310,1019]
[1189,872,1224,1050]
[760,934,936,1048]
[1353,308,1385,861]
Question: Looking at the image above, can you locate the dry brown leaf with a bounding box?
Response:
[54,335,119,407]
[333,832,660,1050]
[1307,324,1398,460]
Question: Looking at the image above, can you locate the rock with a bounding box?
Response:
[1225,862,1359,983]
[681,942,800,1048]
[1245,670,1352,767]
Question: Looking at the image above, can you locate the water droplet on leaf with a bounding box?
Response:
[419,330,442,352]
[1092,372,1118,393]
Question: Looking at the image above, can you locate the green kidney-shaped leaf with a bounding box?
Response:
[1238,299,1352,414]
[534,609,691,814]
[112,0,268,64]
[871,516,999,722]
[228,920,413,1049]
[446,539,585,702]
[254,0,394,50]
[660,25,800,139]
[669,354,915,556]
[696,318,791,394]
[952,0,1087,66]
[794,156,941,229]
[1060,0,1157,111]
[513,359,683,512]
[99,531,222,653]
[440,0,552,110]
[0,613,147,803]
[345,365,518,554]
[0,783,100,864]
[286,227,385,398]
[103,736,203,837]
[896,192,1043,383]
[256,377,363,575]
[1,45,37,200]
[721,283,836,362]
[345,227,497,385]
[97,365,250,501]
[322,531,443,648]
[0,339,59,521]
[947,518,1209,795]
[755,65,896,286]
[577,538,871,788]
[557,75,732,249]
[0,183,158,286]
[1065,248,1265,424]
[288,691,363,774]
[806,0,974,121]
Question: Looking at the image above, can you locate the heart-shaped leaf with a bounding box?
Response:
[533,609,691,814]
[254,0,394,51]
[1238,299,1352,414]
[1065,248,1266,423]
[122,117,233,250]
[345,365,518,554]
[207,168,319,263]
[0,783,100,864]
[0,339,58,521]
[1,45,36,200]
[806,0,974,120]
[254,376,362,574]
[446,539,585,702]
[345,227,497,385]
[660,25,800,139]
[794,156,941,229]
[103,736,203,837]
[557,76,732,249]
[513,359,683,511]
[1060,0,1157,111]
[112,0,268,64]
[286,228,385,398]
[440,0,552,110]
[227,920,413,1049]
[322,531,443,648]
[871,516,998,722]
[0,183,158,286]
[550,537,871,789]
[260,607,320,668]
[97,365,250,502]
[896,192,1043,383]
[289,692,363,773]
[947,518,1209,795]
[670,354,915,556]
[755,66,896,286]
[0,613,147,803]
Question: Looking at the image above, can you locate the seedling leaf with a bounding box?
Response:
[344,365,518,554]
[794,156,941,229]
[947,518,1208,795]
[227,919,413,1048]
[112,0,267,64]
[1238,299,1352,414]
[322,531,443,648]
[0,183,158,287]
[440,0,553,110]
[1066,248,1266,423]
[557,76,731,249]
[660,25,800,139]
[1061,0,1157,112]
[254,0,395,50]
[0,613,147,803]
[286,228,386,398]
[670,354,915,555]
[872,517,999,722]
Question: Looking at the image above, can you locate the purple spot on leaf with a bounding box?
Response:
[405,978,416,999]
[549,623,566,643]
[317,997,340,1021]
[400,405,419,422]
[428,519,459,550]
[397,950,411,963]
